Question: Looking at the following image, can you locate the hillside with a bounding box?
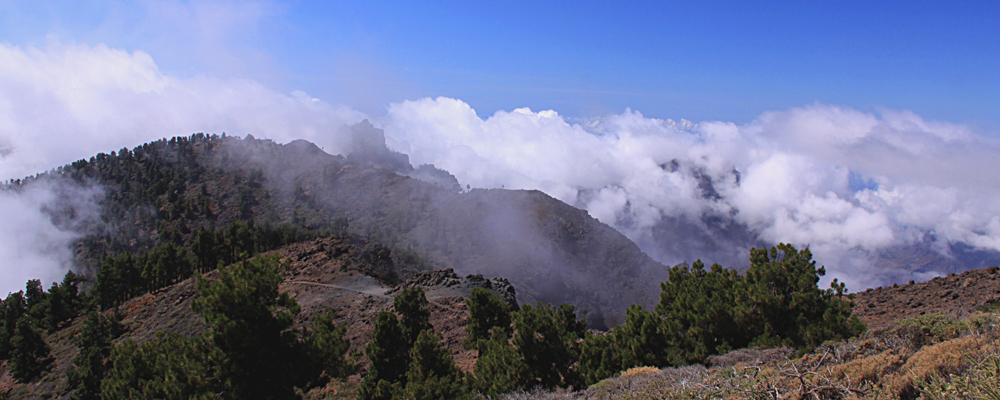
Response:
[499,266,1000,400]
[4,234,999,399]
[0,235,512,399]
[9,127,661,328]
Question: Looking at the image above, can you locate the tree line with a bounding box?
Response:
[93,220,340,309]
[0,272,86,382]
[358,244,864,398]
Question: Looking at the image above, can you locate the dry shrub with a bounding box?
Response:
[585,365,709,400]
[707,347,794,369]
[895,313,966,348]
[496,388,578,400]
[831,347,912,387]
[920,339,1000,400]
[618,366,659,377]
[654,364,710,383]
[881,335,979,398]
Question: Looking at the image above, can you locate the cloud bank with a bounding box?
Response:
[0,40,364,181]
[382,98,1000,290]
[0,178,102,296]
[2,40,998,294]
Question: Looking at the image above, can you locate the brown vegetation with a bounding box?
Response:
[494,267,1000,400]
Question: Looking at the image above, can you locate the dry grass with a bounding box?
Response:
[504,312,1000,400]
[618,366,660,377]
[707,347,794,369]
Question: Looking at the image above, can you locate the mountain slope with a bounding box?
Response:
[0,235,502,399]
[17,129,663,328]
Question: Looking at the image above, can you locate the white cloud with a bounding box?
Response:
[0,179,102,297]
[0,40,364,180]
[382,97,1000,291]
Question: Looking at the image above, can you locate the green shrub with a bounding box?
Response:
[898,313,966,347]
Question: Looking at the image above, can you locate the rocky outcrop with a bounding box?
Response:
[390,268,519,310]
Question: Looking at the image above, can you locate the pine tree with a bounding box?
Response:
[744,244,865,348]
[473,328,526,396]
[578,331,620,387]
[655,259,748,364]
[512,303,586,389]
[69,346,106,400]
[192,227,219,273]
[653,244,865,363]
[192,254,316,400]
[305,310,352,378]
[393,288,432,347]
[44,271,87,332]
[616,305,674,369]
[403,330,468,400]
[24,279,48,322]
[9,316,51,382]
[578,305,678,386]
[100,334,218,400]
[66,310,125,400]
[359,311,410,400]
[0,291,27,359]
[464,287,511,350]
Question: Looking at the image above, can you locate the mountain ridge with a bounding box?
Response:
[6,130,663,328]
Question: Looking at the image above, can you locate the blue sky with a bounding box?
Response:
[1,0,997,129]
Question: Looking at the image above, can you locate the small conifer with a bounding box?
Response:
[393,288,432,347]
[9,317,51,382]
[403,330,468,400]
[464,287,511,350]
[473,328,525,396]
[359,311,410,400]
